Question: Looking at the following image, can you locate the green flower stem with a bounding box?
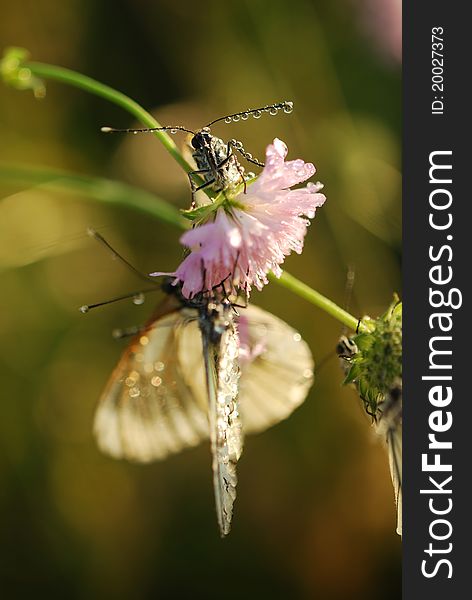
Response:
[273,271,366,332]
[25,60,194,175]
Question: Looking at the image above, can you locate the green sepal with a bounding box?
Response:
[180,205,213,221]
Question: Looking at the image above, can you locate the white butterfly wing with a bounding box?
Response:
[94,308,209,463]
[178,304,314,436]
[95,303,314,463]
[376,380,402,536]
[236,305,314,434]
[387,424,402,536]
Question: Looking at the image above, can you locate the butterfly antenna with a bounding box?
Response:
[87,228,156,284]
[101,125,196,135]
[317,265,359,374]
[79,287,159,313]
[341,264,356,336]
[205,101,294,128]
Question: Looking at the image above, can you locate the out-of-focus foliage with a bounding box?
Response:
[0,1,401,598]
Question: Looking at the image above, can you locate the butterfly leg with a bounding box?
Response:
[199,257,208,294]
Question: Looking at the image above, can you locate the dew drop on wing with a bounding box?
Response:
[133,293,145,305]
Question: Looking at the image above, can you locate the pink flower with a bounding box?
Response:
[153,138,326,298]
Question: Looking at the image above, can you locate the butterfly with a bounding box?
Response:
[375,378,402,536]
[337,335,402,536]
[94,282,314,536]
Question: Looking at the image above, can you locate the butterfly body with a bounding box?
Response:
[199,301,242,535]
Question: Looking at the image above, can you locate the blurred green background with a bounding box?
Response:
[0,1,401,598]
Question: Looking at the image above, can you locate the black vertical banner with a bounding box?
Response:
[404,2,469,597]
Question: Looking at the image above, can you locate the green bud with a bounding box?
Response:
[1,47,46,98]
[340,295,402,418]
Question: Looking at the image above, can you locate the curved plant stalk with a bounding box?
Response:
[272,272,363,333]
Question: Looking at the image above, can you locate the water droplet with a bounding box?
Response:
[284,102,294,114]
[241,112,249,120]
[151,376,162,387]
[79,305,89,313]
[246,172,255,179]
[232,114,240,122]
[253,110,262,119]
[269,107,278,115]
[170,128,177,134]
[225,116,232,124]
[129,387,141,398]
[133,293,145,305]
[245,153,253,160]
[133,131,138,135]
[126,372,139,387]
[293,333,301,342]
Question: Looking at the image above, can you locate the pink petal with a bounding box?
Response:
[252,138,316,192]
[166,138,326,298]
